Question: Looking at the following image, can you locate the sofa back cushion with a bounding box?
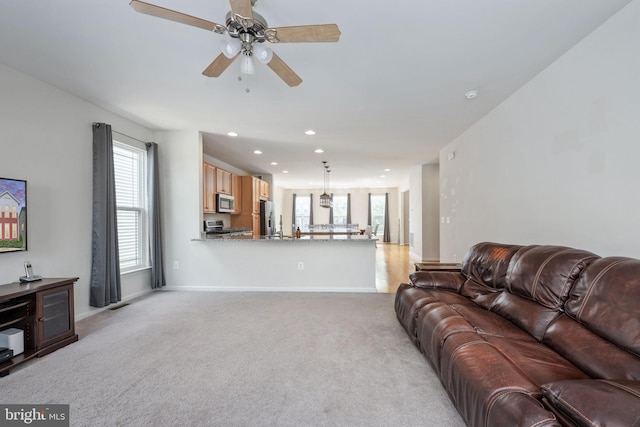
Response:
[490,245,599,341]
[506,245,599,309]
[564,257,640,358]
[461,242,523,290]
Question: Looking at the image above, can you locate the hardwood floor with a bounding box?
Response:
[375,243,415,293]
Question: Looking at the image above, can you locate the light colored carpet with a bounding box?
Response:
[2,291,464,427]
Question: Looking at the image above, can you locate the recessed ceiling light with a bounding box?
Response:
[314,149,324,154]
[380,175,386,178]
[465,90,479,100]
[270,162,278,166]
[254,150,262,155]
[384,168,391,172]
[282,170,289,174]
[305,130,316,135]
[227,131,238,137]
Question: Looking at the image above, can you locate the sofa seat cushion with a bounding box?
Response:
[543,314,640,380]
[394,283,436,344]
[439,332,562,427]
[541,379,640,427]
[395,283,474,344]
[483,335,588,386]
[491,291,563,341]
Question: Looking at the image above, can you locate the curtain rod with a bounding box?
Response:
[112,130,147,143]
[112,130,151,146]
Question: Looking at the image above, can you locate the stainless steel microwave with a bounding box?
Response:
[216,193,235,213]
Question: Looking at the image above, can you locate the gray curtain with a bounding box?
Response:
[292,193,297,228]
[146,142,165,289]
[384,192,391,243]
[346,193,351,224]
[309,193,314,225]
[329,193,334,224]
[90,123,121,308]
[367,193,372,226]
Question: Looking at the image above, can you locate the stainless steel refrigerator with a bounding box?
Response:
[259,200,274,236]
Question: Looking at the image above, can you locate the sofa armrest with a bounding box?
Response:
[408,271,465,293]
[541,379,640,427]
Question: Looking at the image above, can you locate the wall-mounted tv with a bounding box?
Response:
[0,177,27,253]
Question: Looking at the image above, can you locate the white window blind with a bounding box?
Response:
[370,194,386,235]
[332,195,347,225]
[113,142,146,270]
[295,196,311,229]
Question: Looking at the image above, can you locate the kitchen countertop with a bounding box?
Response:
[193,234,377,242]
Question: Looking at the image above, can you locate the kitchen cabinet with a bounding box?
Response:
[230,175,267,236]
[259,179,270,201]
[203,162,216,213]
[231,174,242,214]
[216,168,232,195]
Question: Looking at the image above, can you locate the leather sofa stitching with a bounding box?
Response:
[539,385,596,427]
[531,249,571,302]
[575,259,626,321]
[506,246,535,293]
[601,379,640,399]
[555,256,597,310]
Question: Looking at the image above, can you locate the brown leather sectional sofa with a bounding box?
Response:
[395,242,640,427]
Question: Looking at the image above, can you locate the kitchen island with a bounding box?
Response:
[172,234,378,293]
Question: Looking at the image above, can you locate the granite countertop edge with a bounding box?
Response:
[192,236,378,243]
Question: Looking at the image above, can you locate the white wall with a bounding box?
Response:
[440,0,640,261]
[421,164,440,260]
[0,64,155,319]
[408,166,423,260]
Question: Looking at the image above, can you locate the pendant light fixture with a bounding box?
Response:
[319,161,333,208]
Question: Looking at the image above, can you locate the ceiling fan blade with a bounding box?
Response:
[130,0,225,33]
[202,53,238,77]
[266,24,341,43]
[229,0,254,26]
[266,53,302,87]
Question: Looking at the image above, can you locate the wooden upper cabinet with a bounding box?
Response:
[203,162,216,213]
[231,174,242,214]
[259,180,270,201]
[216,168,232,195]
[252,176,261,214]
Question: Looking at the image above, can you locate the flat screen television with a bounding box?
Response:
[0,177,27,253]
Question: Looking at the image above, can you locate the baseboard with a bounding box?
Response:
[163,285,378,293]
[75,288,155,320]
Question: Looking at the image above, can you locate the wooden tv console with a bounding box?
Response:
[0,277,79,376]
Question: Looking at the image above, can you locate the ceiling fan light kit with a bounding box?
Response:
[220,38,242,58]
[129,0,340,87]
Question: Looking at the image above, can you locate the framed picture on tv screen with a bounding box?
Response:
[0,177,27,253]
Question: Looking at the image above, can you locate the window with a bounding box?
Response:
[294,195,311,229]
[332,195,348,225]
[113,141,148,271]
[370,194,386,236]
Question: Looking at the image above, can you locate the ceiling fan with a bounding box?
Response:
[130,0,341,87]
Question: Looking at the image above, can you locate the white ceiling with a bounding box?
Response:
[0,0,632,189]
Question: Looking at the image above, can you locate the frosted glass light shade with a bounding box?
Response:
[220,38,242,58]
[253,43,273,64]
[240,55,256,74]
